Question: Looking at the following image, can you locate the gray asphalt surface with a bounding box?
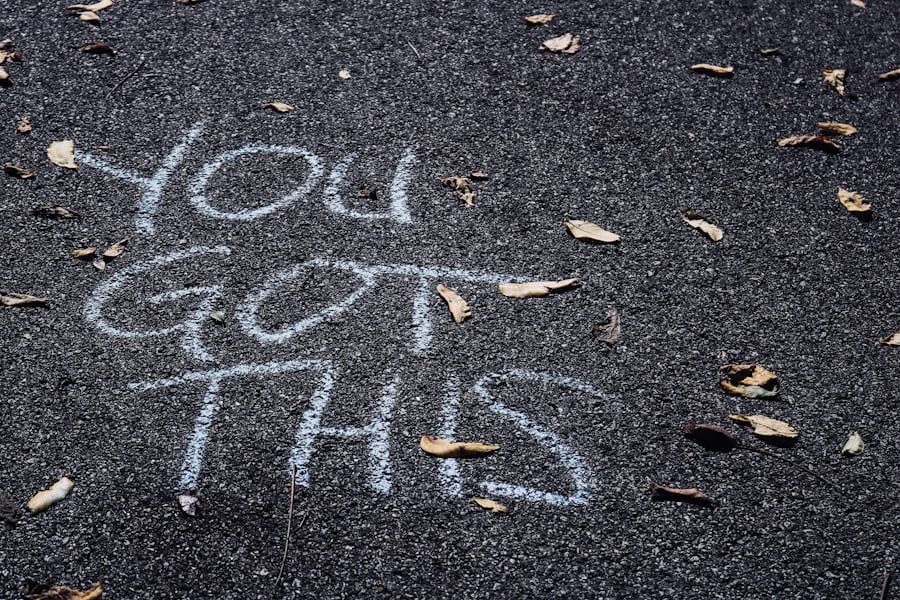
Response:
[2,0,899,598]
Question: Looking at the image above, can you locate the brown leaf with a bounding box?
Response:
[469,171,489,180]
[22,581,103,600]
[4,163,36,179]
[690,63,734,77]
[72,247,97,259]
[879,331,900,346]
[17,116,31,133]
[48,140,78,169]
[525,14,556,25]
[776,135,840,153]
[0,491,20,525]
[837,187,871,213]
[263,101,295,113]
[79,11,101,23]
[878,68,900,81]
[419,435,499,458]
[436,284,471,324]
[679,209,723,241]
[823,68,846,96]
[649,484,712,507]
[760,47,781,56]
[473,497,508,513]
[540,33,580,54]
[77,42,117,55]
[102,238,128,259]
[440,176,475,206]
[719,364,779,398]
[33,205,81,219]
[850,0,865,8]
[565,219,620,243]
[684,424,737,452]
[0,290,47,306]
[729,414,798,439]
[66,0,112,10]
[498,278,580,298]
[817,122,857,136]
[592,310,621,344]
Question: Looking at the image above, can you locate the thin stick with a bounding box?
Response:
[881,570,893,600]
[274,465,298,588]
[406,40,421,60]
[739,445,840,491]
[106,56,148,98]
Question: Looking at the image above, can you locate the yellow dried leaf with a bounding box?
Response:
[837,187,871,213]
[525,14,556,25]
[102,238,128,259]
[729,414,799,439]
[17,116,31,134]
[436,284,471,324]
[679,210,723,241]
[850,0,865,8]
[879,331,900,346]
[841,432,864,456]
[22,581,103,600]
[565,219,620,243]
[498,278,580,298]
[440,176,475,206]
[777,135,840,153]
[816,122,857,136]
[823,69,846,96]
[27,477,74,513]
[540,33,580,54]
[263,102,295,113]
[690,63,734,77]
[419,435,499,458]
[0,290,48,306]
[79,11,101,23]
[720,364,779,398]
[338,69,351,80]
[72,247,97,258]
[48,140,77,169]
[878,68,900,81]
[66,0,112,10]
[473,497,508,513]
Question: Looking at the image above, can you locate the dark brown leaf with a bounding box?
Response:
[684,424,737,452]
[592,310,621,344]
[33,205,81,219]
[77,42,116,55]
[4,163,36,179]
[22,580,103,600]
[0,491,20,525]
[649,484,713,507]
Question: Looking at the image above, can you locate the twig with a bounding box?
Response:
[738,445,840,491]
[106,56,148,98]
[274,465,299,588]
[406,39,421,60]
[881,570,893,600]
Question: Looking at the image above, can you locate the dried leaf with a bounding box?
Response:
[679,209,723,241]
[48,140,78,169]
[823,68,846,96]
[0,491,20,525]
[17,116,31,133]
[419,435,499,458]
[79,11,101,23]
[540,33,580,54]
[817,122,857,136]
[338,69,351,80]
[879,331,900,346]
[22,581,103,600]
[4,163,36,179]
[776,135,840,153]
[592,310,621,344]
[0,290,47,306]
[690,63,734,77]
[210,310,226,324]
[33,205,81,219]
[440,176,475,206]
[178,494,198,516]
[498,278,580,298]
[760,47,781,56]
[0,66,8,81]
[102,238,128,259]
[684,424,738,452]
[67,0,112,10]
[469,171,489,180]
[649,484,712,507]
[27,477,74,513]
[878,68,900,81]
[841,432,864,456]
[565,219,620,243]
[729,414,799,439]
[719,364,779,398]
[263,101,295,113]
[179,0,207,4]
[77,42,116,54]
[473,497,508,513]
[837,187,871,213]
[72,247,97,258]
[92,257,106,271]
[851,0,865,8]
[525,14,556,25]
[436,284,471,324]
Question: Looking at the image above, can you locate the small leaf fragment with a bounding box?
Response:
[48,140,78,169]
[684,424,737,452]
[540,33,580,54]
[592,310,621,344]
[436,284,471,324]
[776,135,840,153]
[92,257,106,271]
[817,122,857,136]
[21,581,103,600]
[649,484,712,507]
[760,47,781,56]
[850,0,865,8]
[729,414,798,439]
[469,171,489,180]
[27,477,74,513]
[473,497,508,513]
[338,69,351,80]
[440,176,475,206]
[17,116,31,133]
[565,219,620,243]
[679,209,723,241]
[66,0,112,11]
[419,435,499,458]
[178,494,199,516]
[879,331,900,346]
[102,238,128,259]
[498,278,580,298]
[837,187,871,213]
[72,247,97,259]
[878,68,900,81]
[0,66,8,81]
[823,68,846,96]
[525,14,556,25]
[79,11,101,23]
[4,163,36,179]
[33,205,81,219]
[179,0,208,4]
[0,290,47,306]
[263,101,295,113]
[719,364,779,398]
[841,432,864,456]
[690,63,734,77]
[210,310,226,324]
[77,42,117,54]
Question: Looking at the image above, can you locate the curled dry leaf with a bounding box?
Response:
[837,187,871,213]
[592,310,621,344]
[878,68,900,81]
[79,11,101,23]
[0,490,20,525]
[4,163,36,179]
[33,205,81,219]
[850,0,865,6]
[419,435,499,458]
[17,116,31,133]
[649,484,712,507]
[102,238,128,259]
[22,581,103,600]
[72,247,97,259]
[338,69,351,80]
[760,47,781,56]
[823,69,846,96]
[777,135,840,153]
[719,364,779,398]
[879,331,900,346]
[0,290,47,306]
[469,171,489,180]
[690,63,734,77]
[263,101,295,113]
[27,477,74,513]
[473,497,508,513]
[817,122,857,136]
[67,0,112,11]
[48,140,78,169]
[683,424,737,452]
[178,494,199,516]
[440,176,475,206]
[565,219,620,243]
[525,14,556,25]
[498,278,580,298]
[436,284,471,324]
[729,414,798,439]
[679,209,723,241]
[540,33,580,54]
[92,257,106,271]
[77,42,116,54]
[841,432,864,456]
